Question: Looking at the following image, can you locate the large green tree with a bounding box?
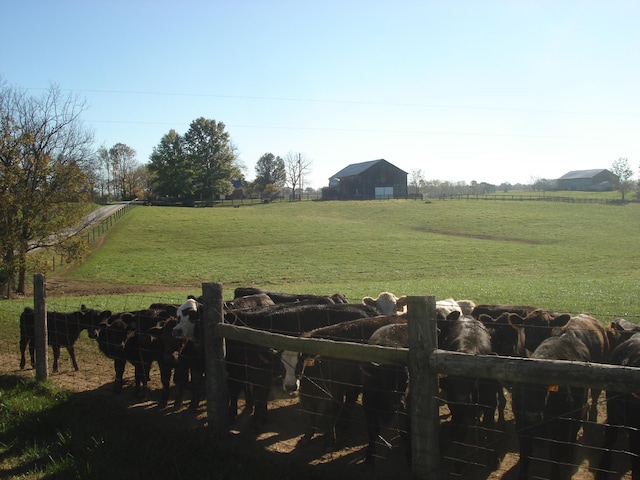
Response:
[0,81,94,294]
[148,118,241,201]
[148,129,190,199]
[254,152,286,193]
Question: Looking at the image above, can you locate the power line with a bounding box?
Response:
[26,86,635,119]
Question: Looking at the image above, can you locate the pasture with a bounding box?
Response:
[28,198,640,317]
[1,198,639,479]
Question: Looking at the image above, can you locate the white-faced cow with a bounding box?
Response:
[171,299,382,428]
[362,292,404,315]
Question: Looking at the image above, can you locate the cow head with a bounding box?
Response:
[172,298,201,339]
[280,350,302,392]
[362,292,401,316]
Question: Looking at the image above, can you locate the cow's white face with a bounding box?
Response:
[172,298,199,339]
[280,350,300,392]
[369,292,399,315]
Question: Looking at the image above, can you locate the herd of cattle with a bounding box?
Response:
[17,289,640,479]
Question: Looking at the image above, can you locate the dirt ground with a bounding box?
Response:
[9,279,635,480]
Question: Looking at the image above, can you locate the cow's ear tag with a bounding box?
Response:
[547,385,559,392]
[304,358,316,367]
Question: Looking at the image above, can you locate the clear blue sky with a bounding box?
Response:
[3,0,638,189]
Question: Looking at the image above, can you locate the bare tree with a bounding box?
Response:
[409,169,426,197]
[284,152,312,200]
[109,143,139,200]
[611,157,634,201]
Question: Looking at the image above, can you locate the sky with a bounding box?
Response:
[2,0,639,189]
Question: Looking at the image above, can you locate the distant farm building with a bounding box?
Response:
[556,169,618,191]
[322,159,408,200]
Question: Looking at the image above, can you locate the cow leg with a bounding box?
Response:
[336,385,359,432]
[133,362,149,399]
[51,345,61,373]
[548,416,579,480]
[113,358,126,393]
[512,387,533,480]
[189,367,205,412]
[249,382,271,430]
[158,363,173,408]
[588,388,601,424]
[67,345,79,371]
[173,362,189,409]
[498,387,507,427]
[597,422,620,480]
[19,338,30,369]
[478,380,501,470]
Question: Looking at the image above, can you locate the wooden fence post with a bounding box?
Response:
[407,295,439,479]
[201,282,228,434]
[33,273,48,382]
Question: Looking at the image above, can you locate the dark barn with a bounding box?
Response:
[322,159,408,200]
[556,169,618,192]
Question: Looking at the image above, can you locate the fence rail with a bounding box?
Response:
[430,193,630,204]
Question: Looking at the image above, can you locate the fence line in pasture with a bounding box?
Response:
[432,193,630,204]
[49,202,136,271]
[13,278,640,479]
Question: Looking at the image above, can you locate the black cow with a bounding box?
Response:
[597,333,640,480]
[471,303,539,321]
[94,308,173,398]
[512,329,590,480]
[293,315,407,450]
[233,287,348,305]
[223,302,382,428]
[362,322,410,465]
[437,312,500,472]
[170,299,382,427]
[151,316,205,410]
[19,305,109,372]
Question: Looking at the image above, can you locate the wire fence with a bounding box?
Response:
[1,285,639,480]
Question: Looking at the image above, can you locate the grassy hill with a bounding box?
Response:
[48,198,640,319]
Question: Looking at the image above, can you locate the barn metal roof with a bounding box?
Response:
[558,169,610,180]
[330,159,405,179]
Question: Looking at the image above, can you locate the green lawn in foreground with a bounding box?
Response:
[50,199,640,319]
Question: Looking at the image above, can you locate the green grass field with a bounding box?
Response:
[55,198,640,319]
[1,196,639,479]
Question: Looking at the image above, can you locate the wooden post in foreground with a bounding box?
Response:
[33,273,48,382]
[407,295,439,479]
[201,282,228,434]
